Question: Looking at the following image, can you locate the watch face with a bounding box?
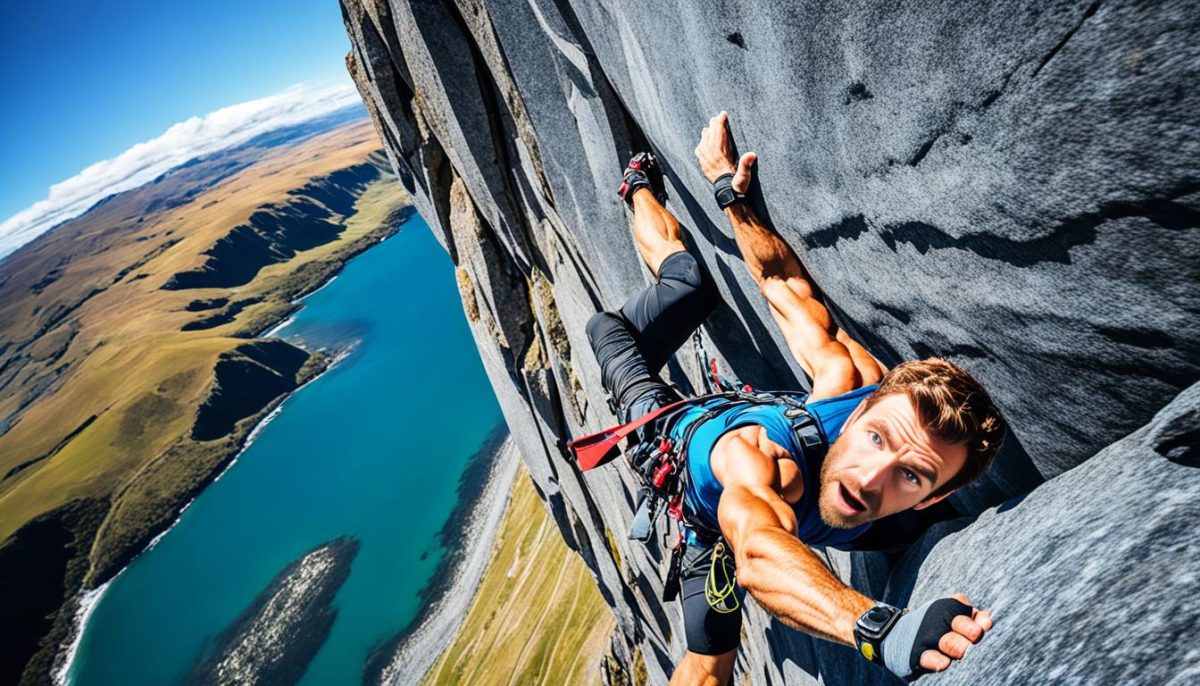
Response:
[868,606,891,624]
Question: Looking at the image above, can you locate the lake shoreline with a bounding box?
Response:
[52,333,365,685]
[365,431,521,685]
[51,220,405,684]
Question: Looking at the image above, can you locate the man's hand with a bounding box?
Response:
[882,594,993,678]
[695,111,756,193]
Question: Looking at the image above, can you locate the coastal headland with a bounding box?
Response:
[0,115,410,684]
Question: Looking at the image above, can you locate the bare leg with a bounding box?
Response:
[630,188,687,277]
[669,649,737,686]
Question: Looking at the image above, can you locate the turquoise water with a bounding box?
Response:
[68,218,504,685]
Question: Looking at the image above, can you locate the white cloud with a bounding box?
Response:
[0,81,363,259]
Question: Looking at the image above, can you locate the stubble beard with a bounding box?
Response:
[817,439,865,530]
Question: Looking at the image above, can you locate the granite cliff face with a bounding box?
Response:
[339,1,1199,683]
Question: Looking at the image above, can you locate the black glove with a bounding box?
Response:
[881,598,973,679]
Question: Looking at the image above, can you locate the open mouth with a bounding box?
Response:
[839,483,867,514]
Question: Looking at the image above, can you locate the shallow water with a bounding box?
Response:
[68,218,503,685]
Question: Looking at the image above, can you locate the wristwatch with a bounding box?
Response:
[853,602,905,664]
[712,173,744,209]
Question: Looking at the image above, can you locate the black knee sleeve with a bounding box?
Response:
[585,311,621,352]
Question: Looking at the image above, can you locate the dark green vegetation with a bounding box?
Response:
[0,499,108,685]
[162,163,383,291]
[190,341,311,440]
[0,118,410,684]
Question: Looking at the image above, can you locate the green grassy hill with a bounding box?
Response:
[0,118,410,684]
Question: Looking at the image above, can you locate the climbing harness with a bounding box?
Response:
[568,334,831,606]
[569,397,693,472]
[691,330,746,395]
[571,388,826,527]
[569,331,746,472]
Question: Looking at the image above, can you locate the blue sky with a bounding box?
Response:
[0,0,357,227]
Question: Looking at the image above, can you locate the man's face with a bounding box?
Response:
[818,393,968,529]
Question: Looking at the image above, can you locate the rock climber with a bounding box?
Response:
[575,112,1007,685]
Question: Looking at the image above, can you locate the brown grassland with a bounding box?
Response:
[424,466,614,686]
[0,118,410,683]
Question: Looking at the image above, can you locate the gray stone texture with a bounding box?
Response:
[340,0,1199,683]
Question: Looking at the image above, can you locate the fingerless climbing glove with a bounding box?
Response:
[880,598,974,678]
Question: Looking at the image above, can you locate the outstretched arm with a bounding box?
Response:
[694,112,884,399]
[722,480,875,642]
[714,432,992,674]
[714,430,874,642]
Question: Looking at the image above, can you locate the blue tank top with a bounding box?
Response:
[675,384,878,549]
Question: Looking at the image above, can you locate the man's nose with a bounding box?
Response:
[855,457,890,507]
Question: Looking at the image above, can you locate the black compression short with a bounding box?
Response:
[585,250,718,422]
[680,539,746,655]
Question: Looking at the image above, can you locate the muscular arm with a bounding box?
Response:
[724,486,874,642]
[724,202,881,398]
[711,428,993,674]
[714,431,872,644]
[695,112,884,399]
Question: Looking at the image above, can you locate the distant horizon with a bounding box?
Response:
[0,0,358,254]
[0,82,367,260]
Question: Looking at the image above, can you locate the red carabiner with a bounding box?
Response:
[652,461,673,488]
[667,495,683,521]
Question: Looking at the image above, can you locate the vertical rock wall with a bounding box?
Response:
[340,1,1199,683]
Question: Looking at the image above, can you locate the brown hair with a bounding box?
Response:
[863,358,1007,497]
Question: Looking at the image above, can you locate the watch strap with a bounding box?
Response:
[712,173,744,209]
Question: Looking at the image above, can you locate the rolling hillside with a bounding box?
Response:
[0,115,411,684]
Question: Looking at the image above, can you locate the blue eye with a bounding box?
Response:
[902,469,919,485]
[868,431,882,447]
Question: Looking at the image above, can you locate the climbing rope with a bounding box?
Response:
[705,541,740,614]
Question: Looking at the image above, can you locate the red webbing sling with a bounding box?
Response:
[568,398,691,471]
